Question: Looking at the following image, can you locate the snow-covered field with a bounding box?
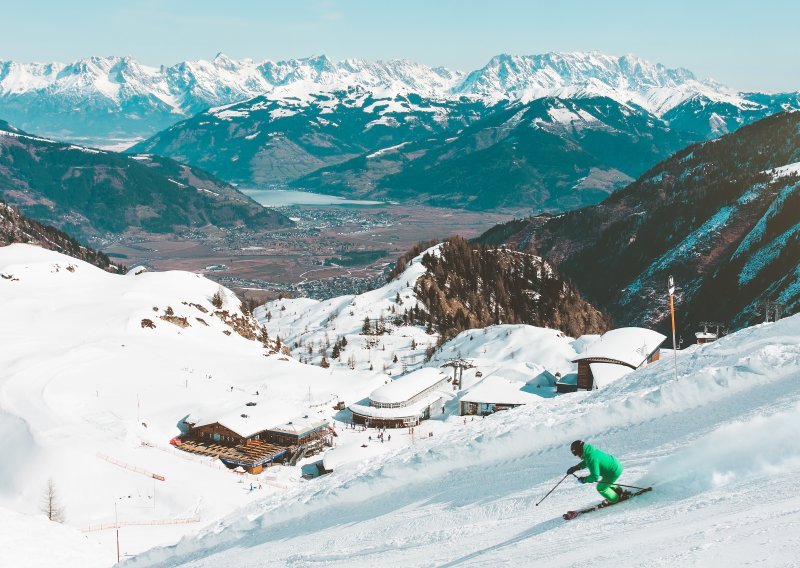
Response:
[125,312,800,567]
[0,244,387,565]
[3,242,800,567]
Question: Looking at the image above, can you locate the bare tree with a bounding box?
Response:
[41,478,65,523]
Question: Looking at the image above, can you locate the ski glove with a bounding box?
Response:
[577,477,587,484]
[566,465,580,475]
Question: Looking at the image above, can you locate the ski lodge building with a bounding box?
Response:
[558,327,666,392]
[176,404,330,473]
[348,367,452,428]
[459,370,557,416]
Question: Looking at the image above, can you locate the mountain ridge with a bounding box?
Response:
[0,119,292,237]
[1,51,784,141]
[476,110,800,335]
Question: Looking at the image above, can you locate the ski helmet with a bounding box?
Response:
[570,440,584,456]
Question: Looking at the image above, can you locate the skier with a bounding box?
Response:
[566,440,624,504]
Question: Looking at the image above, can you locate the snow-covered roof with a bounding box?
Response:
[350,393,444,420]
[190,404,276,439]
[589,362,634,389]
[573,327,666,368]
[527,369,557,388]
[460,376,539,405]
[695,331,717,340]
[268,415,329,437]
[556,372,578,386]
[369,368,449,404]
[322,444,367,471]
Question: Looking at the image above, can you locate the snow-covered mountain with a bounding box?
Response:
[130,87,487,186]
[479,110,800,334]
[1,51,790,143]
[0,242,596,565]
[256,240,607,375]
[0,119,292,237]
[292,96,697,211]
[454,52,743,113]
[0,243,388,563]
[4,242,800,567]
[0,54,464,142]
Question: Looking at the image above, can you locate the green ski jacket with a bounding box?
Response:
[576,443,622,483]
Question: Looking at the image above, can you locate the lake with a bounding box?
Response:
[240,189,384,207]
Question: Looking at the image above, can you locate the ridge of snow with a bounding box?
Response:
[0,52,755,117]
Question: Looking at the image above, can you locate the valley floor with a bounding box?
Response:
[99,203,511,301]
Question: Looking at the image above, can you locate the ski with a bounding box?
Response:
[563,486,652,520]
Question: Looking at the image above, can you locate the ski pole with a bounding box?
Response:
[576,477,650,491]
[535,473,570,507]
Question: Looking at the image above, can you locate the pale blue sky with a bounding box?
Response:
[4,0,799,91]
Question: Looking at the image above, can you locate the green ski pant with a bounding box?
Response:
[597,471,622,503]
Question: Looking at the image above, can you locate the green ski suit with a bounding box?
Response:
[573,443,623,503]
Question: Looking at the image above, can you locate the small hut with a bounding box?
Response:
[571,327,666,391]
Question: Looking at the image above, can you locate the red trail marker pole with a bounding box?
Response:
[669,275,678,381]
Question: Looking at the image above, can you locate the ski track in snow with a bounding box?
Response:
[3,243,800,567]
[126,316,800,567]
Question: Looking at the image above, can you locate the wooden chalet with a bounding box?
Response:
[179,403,287,474]
[178,403,333,473]
[570,327,666,391]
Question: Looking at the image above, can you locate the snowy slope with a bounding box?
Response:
[256,247,436,375]
[256,245,585,382]
[0,244,385,563]
[453,52,748,115]
[126,312,800,567]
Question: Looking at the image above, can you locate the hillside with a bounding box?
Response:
[257,241,607,375]
[412,237,609,340]
[477,111,800,336]
[294,97,696,211]
[0,243,387,562]
[1,200,123,273]
[129,88,487,186]
[125,311,800,567]
[0,120,292,237]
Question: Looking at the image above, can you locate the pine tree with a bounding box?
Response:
[211,287,224,309]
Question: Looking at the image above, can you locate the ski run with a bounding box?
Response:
[1,243,799,567]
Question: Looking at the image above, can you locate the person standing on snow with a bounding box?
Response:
[566,440,624,504]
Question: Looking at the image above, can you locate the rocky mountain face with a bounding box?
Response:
[5,51,798,214]
[477,111,800,336]
[293,96,696,211]
[0,120,292,238]
[409,237,610,342]
[130,88,487,186]
[0,200,123,273]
